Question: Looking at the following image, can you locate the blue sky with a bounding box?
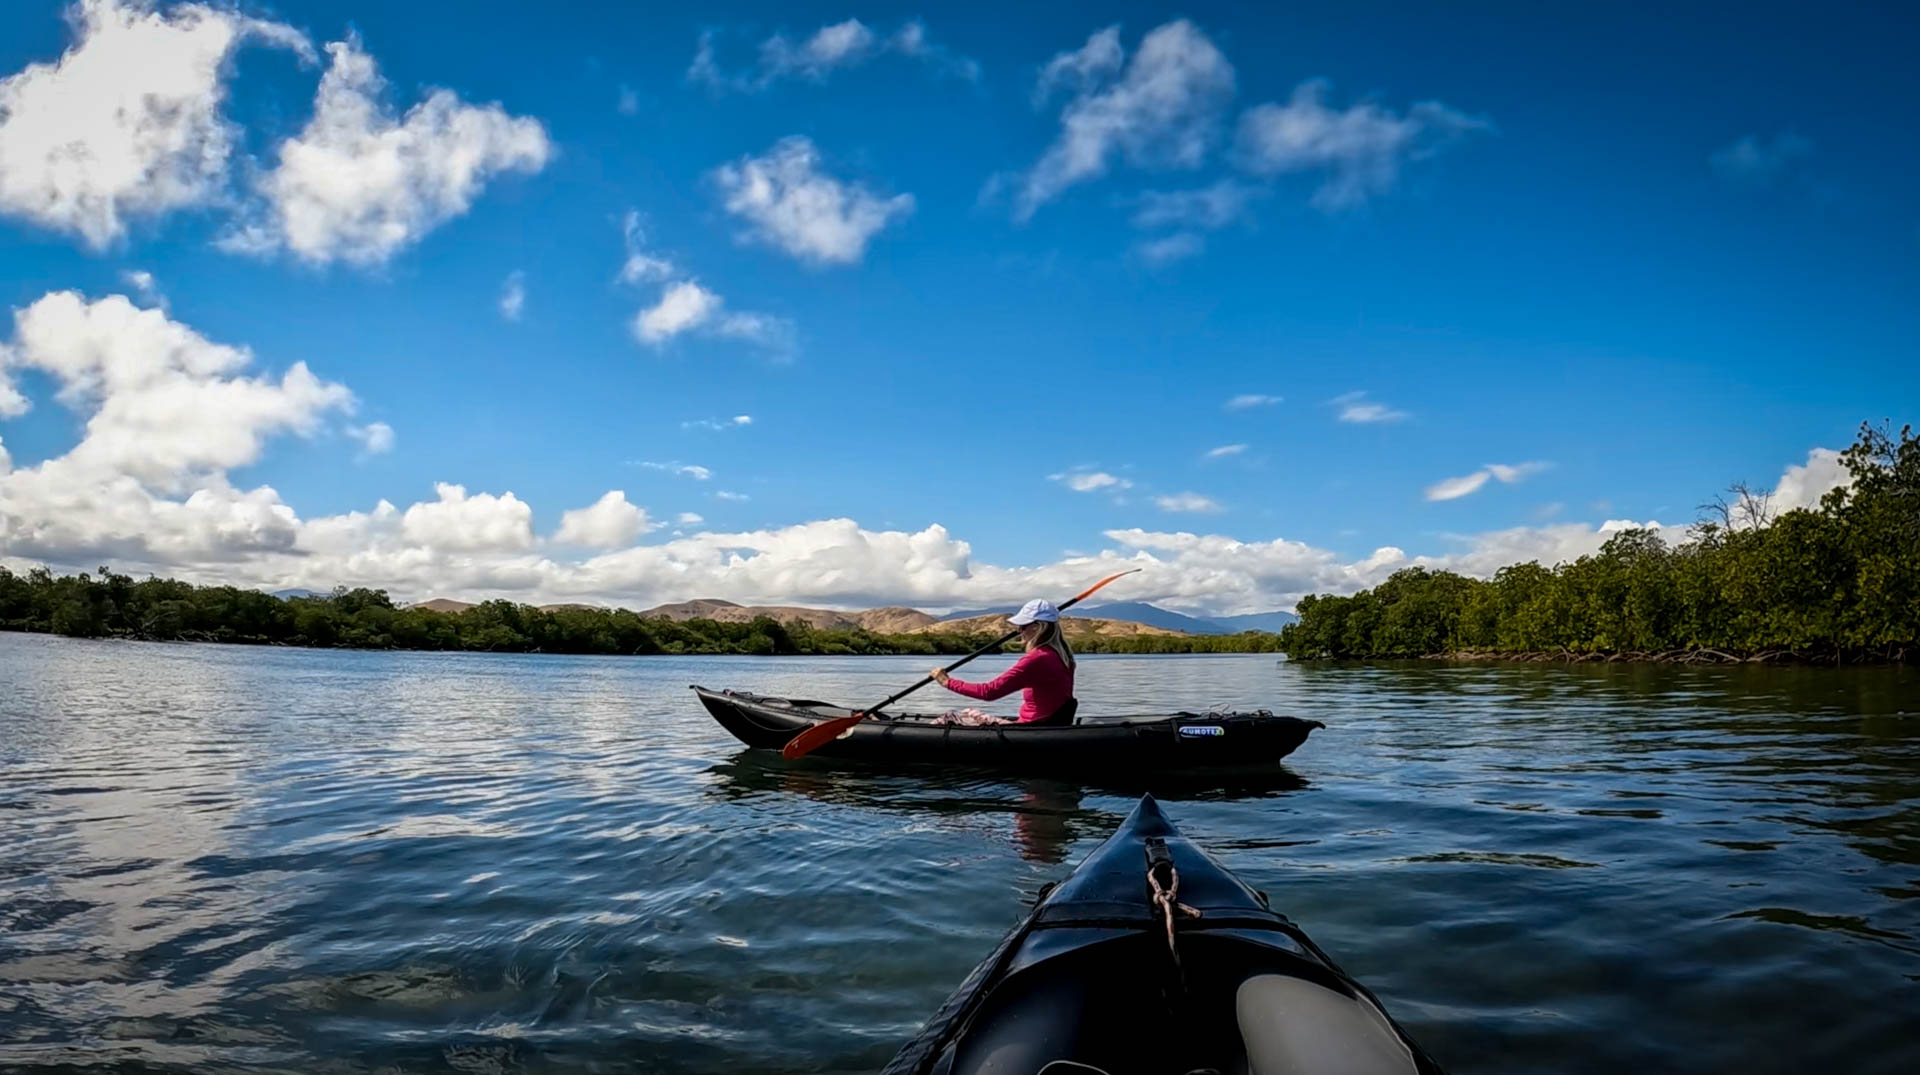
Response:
[0,1,1913,615]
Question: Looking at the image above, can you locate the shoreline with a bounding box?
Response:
[1339,648,1915,667]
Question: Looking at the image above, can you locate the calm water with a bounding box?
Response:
[1,634,1917,1073]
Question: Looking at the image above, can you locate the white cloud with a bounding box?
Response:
[350,421,394,457]
[1135,232,1204,264]
[1130,178,1261,230]
[229,37,551,266]
[1016,20,1236,219]
[618,211,677,284]
[1332,391,1408,424]
[1052,470,1131,493]
[683,414,753,431]
[399,482,533,552]
[712,136,913,266]
[1225,393,1281,410]
[634,461,711,481]
[1769,447,1848,512]
[1206,444,1247,458]
[120,269,160,304]
[1034,25,1123,106]
[1234,80,1488,210]
[499,271,525,321]
[1424,461,1548,502]
[0,0,309,248]
[555,490,650,549]
[634,281,719,344]
[1711,133,1812,184]
[1156,492,1223,513]
[713,490,749,502]
[676,512,704,526]
[689,19,977,93]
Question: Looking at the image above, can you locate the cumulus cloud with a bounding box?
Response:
[1234,80,1488,210]
[1156,492,1222,513]
[1711,133,1812,185]
[555,490,650,549]
[1332,391,1408,424]
[0,0,310,248]
[120,269,161,304]
[712,136,913,265]
[1052,470,1132,493]
[676,512,704,526]
[1768,447,1849,513]
[1015,20,1236,219]
[617,213,790,352]
[349,421,394,457]
[227,36,551,266]
[399,482,533,552]
[689,19,977,93]
[1225,393,1281,410]
[0,290,354,566]
[499,271,525,321]
[1424,461,1548,502]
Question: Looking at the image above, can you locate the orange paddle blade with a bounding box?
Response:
[1066,567,1142,606]
[781,712,867,759]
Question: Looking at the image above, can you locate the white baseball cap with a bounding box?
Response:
[1008,599,1060,626]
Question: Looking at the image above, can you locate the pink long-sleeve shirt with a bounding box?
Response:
[940,648,1075,723]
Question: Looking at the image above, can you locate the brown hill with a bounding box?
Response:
[853,606,939,633]
[917,613,1184,638]
[639,600,871,631]
[412,598,474,613]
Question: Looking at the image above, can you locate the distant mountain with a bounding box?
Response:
[1210,610,1299,633]
[270,588,323,600]
[919,613,1184,639]
[638,600,937,633]
[412,598,475,613]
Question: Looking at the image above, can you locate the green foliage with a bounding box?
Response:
[0,570,1283,657]
[1278,422,1920,664]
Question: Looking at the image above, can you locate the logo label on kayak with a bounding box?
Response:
[1178,725,1225,738]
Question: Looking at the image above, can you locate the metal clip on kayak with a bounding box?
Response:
[1144,837,1201,990]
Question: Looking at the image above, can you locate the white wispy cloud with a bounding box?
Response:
[1233,80,1488,210]
[712,136,913,266]
[1156,492,1223,513]
[1205,444,1248,459]
[1129,179,1262,231]
[616,84,640,115]
[688,19,977,93]
[1225,394,1282,410]
[120,269,161,305]
[618,211,677,284]
[349,421,395,458]
[633,461,712,481]
[1711,133,1812,184]
[713,490,750,502]
[1134,231,1204,264]
[1424,461,1549,502]
[0,0,311,248]
[1332,391,1408,424]
[683,415,753,431]
[617,215,790,352]
[676,512,704,526]
[499,271,525,321]
[224,36,550,267]
[1051,470,1132,493]
[1014,20,1236,219]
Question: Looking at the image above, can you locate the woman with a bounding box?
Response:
[932,599,1077,725]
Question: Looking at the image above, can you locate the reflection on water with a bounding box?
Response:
[0,635,1916,1074]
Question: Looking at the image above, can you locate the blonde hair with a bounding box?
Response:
[1026,619,1076,670]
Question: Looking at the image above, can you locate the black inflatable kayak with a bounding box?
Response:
[883,794,1446,1075]
[691,687,1322,772]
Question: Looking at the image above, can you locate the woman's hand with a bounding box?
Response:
[931,667,950,685]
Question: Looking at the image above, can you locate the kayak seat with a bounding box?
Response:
[1235,974,1418,1075]
[1026,698,1079,728]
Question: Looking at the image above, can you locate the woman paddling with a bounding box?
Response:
[932,599,1077,726]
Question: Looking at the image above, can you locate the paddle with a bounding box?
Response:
[780,568,1142,760]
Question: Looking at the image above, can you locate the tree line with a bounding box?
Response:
[1277,422,1918,664]
[0,570,1281,656]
